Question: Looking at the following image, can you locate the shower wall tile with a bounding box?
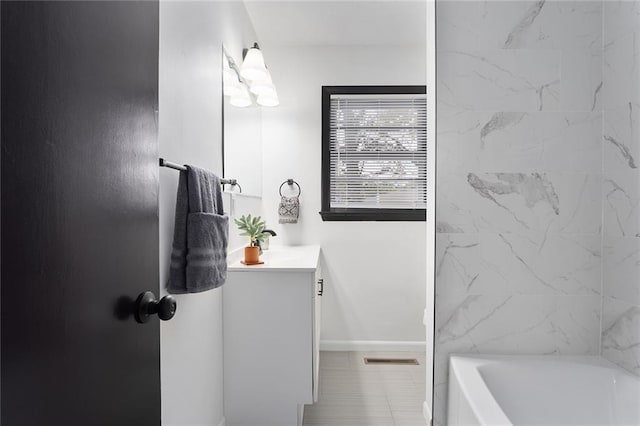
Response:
[437,233,602,298]
[604,0,640,45]
[433,292,602,424]
[504,1,602,51]
[603,106,640,172]
[436,294,601,356]
[437,172,601,235]
[479,233,601,295]
[437,1,602,51]
[438,49,561,112]
[603,31,640,110]
[437,111,602,174]
[603,169,640,238]
[561,49,603,112]
[602,297,640,375]
[603,236,640,304]
[602,90,640,241]
[438,48,601,113]
[435,2,607,425]
[601,0,640,376]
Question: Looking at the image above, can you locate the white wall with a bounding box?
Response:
[260,45,427,348]
[159,2,259,425]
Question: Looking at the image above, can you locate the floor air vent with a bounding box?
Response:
[364,358,419,365]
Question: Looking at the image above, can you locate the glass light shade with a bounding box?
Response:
[230,83,252,107]
[257,92,279,107]
[240,47,268,81]
[249,70,277,97]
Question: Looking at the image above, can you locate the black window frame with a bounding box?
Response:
[320,85,427,222]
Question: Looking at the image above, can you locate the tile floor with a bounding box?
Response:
[303,351,427,426]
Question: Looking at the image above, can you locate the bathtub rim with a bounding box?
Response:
[448,354,637,426]
[449,355,513,426]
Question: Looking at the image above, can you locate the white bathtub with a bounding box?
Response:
[447,355,640,426]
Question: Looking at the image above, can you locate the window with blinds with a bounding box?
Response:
[320,86,427,221]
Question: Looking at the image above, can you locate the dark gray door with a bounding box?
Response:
[1,2,160,425]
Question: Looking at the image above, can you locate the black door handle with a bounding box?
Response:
[318,279,324,296]
[134,292,177,323]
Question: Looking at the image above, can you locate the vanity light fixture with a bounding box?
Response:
[230,83,252,108]
[239,43,268,81]
[224,43,279,108]
[223,57,243,97]
[249,69,277,98]
[242,43,279,107]
[257,92,279,107]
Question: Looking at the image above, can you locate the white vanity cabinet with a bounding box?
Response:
[223,245,322,426]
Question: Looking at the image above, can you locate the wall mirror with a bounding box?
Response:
[221,47,262,197]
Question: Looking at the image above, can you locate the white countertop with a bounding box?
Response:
[227,245,321,272]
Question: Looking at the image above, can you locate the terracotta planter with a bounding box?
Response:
[244,246,260,264]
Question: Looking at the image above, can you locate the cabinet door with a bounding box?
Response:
[312,269,323,402]
[224,271,314,426]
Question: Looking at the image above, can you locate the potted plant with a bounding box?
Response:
[234,214,271,264]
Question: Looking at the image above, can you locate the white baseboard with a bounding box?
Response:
[217,416,226,426]
[320,340,427,352]
[423,401,432,425]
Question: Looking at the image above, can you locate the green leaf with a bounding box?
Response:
[234,212,267,241]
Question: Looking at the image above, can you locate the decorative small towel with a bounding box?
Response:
[278,195,299,224]
[167,165,229,294]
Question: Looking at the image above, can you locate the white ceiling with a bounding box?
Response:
[243,1,427,47]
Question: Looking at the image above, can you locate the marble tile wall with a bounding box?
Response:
[434,1,605,424]
[601,1,640,376]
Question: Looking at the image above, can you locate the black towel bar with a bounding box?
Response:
[159,158,241,191]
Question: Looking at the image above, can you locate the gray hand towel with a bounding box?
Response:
[278,195,300,224]
[167,165,229,294]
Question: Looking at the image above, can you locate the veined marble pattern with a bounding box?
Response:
[437,1,602,51]
[437,110,602,174]
[437,1,602,114]
[437,233,601,298]
[603,31,640,110]
[437,172,601,235]
[602,298,640,376]
[435,230,602,415]
[438,49,561,112]
[562,48,603,111]
[433,293,601,426]
[604,0,640,45]
[603,169,640,238]
[438,47,601,113]
[604,237,640,304]
[434,1,613,425]
[603,105,640,171]
[601,0,640,377]
[436,294,601,356]
[602,105,640,241]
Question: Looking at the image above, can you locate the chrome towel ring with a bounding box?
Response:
[279,179,301,197]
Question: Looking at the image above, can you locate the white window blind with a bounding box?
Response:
[329,93,427,209]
